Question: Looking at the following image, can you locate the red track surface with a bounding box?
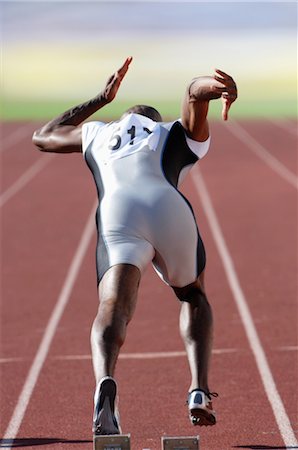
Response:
[1,119,297,449]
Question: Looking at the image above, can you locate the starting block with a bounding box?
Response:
[162,436,199,450]
[93,434,130,450]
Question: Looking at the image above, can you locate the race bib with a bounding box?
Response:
[94,113,160,161]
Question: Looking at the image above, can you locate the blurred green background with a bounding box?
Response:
[1,1,297,121]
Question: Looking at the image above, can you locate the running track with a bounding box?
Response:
[1,119,297,450]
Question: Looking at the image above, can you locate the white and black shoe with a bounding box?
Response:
[187,389,218,426]
[93,376,122,435]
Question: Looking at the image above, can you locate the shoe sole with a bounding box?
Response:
[93,378,120,435]
[190,408,216,426]
[98,378,117,411]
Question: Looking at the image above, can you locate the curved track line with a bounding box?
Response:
[1,201,97,449]
[0,154,55,207]
[192,170,298,449]
[1,123,34,152]
[227,120,298,189]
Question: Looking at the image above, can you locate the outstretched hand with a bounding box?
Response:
[102,56,133,103]
[214,69,237,121]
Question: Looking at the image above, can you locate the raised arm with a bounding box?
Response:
[32,57,133,153]
[181,69,237,142]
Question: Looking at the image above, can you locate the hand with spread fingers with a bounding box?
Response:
[214,69,238,121]
[102,56,133,104]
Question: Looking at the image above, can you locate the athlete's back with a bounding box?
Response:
[81,113,209,286]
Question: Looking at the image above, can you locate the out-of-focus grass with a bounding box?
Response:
[1,98,297,121]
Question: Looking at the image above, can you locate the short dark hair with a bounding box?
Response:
[122,104,162,122]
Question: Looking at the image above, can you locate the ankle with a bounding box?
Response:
[189,384,209,393]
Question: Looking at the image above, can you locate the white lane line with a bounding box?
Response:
[0,155,54,207]
[0,349,237,364]
[192,170,298,449]
[1,201,97,448]
[4,346,298,365]
[121,348,237,358]
[0,349,238,365]
[227,120,298,190]
[278,346,298,352]
[53,352,190,361]
[269,119,298,137]
[1,122,34,152]
[52,348,238,361]
[0,358,25,364]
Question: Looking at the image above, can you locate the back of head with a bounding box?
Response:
[122,105,162,122]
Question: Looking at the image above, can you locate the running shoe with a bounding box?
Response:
[187,389,218,426]
[92,376,122,435]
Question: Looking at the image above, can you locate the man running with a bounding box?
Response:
[32,57,237,434]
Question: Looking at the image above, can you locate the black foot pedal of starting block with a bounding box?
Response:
[93,434,130,450]
[161,436,199,450]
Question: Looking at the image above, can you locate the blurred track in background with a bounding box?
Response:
[2,1,297,120]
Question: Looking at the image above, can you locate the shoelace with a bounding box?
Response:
[206,392,219,400]
[186,389,219,404]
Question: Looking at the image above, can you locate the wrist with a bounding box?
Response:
[188,77,221,102]
[94,93,110,106]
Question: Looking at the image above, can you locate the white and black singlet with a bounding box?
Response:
[82,113,210,288]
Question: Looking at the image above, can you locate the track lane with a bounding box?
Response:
[1,202,96,448]
[270,119,298,137]
[1,120,297,449]
[226,120,298,189]
[191,170,297,447]
[192,122,297,447]
[1,122,48,196]
[231,119,297,174]
[8,176,291,448]
[0,152,96,439]
[0,154,55,207]
[7,259,284,450]
[1,122,37,153]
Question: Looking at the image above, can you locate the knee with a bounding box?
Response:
[102,320,126,348]
[179,287,213,340]
[99,295,134,324]
[175,283,213,322]
[173,282,207,307]
[92,298,128,346]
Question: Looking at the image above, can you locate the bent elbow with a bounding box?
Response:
[32,130,49,152]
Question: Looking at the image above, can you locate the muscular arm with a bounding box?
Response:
[32,57,133,153]
[181,70,237,142]
[32,96,108,153]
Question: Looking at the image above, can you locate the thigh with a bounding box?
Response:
[173,270,206,302]
[98,264,141,320]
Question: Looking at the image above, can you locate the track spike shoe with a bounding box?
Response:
[93,376,122,435]
[187,389,218,426]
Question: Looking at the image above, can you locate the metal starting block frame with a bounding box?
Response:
[93,434,131,450]
[162,436,199,450]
